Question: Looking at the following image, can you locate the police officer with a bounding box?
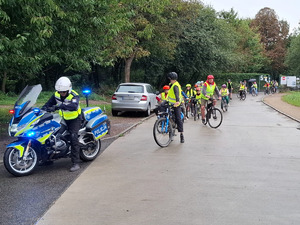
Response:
[167,72,184,143]
[42,77,82,172]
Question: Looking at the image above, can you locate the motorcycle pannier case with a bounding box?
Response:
[82,107,110,139]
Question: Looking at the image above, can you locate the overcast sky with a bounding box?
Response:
[203,0,300,33]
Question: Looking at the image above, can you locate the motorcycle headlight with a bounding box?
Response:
[10,124,18,133]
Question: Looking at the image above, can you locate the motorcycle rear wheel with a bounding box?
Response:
[4,147,38,177]
[80,139,101,161]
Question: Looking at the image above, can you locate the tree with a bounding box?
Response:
[171,6,241,83]
[285,33,300,75]
[251,7,289,80]
[218,10,268,73]
[0,0,133,91]
[0,0,64,92]
[111,0,171,83]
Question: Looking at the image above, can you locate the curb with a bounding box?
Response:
[102,114,155,141]
[261,97,300,124]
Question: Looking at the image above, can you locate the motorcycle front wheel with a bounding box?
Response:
[4,147,38,177]
[80,139,101,161]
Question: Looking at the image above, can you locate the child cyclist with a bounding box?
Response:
[193,87,202,117]
[220,84,229,112]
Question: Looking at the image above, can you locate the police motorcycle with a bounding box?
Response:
[4,84,110,176]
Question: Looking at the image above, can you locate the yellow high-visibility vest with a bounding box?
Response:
[200,82,216,100]
[161,92,168,101]
[221,88,228,97]
[55,90,81,120]
[168,81,183,103]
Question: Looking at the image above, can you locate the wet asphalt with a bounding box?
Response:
[0,138,115,225]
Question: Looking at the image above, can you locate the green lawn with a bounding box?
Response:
[0,107,12,124]
[282,91,300,107]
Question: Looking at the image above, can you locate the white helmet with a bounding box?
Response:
[55,77,72,92]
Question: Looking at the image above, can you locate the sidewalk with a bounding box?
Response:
[37,97,300,225]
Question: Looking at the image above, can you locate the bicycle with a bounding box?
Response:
[237,90,246,100]
[270,86,276,94]
[264,87,270,95]
[153,101,184,147]
[202,99,223,128]
[251,87,258,96]
[221,96,228,112]
[192,97,201,121]
[185,98,193,118]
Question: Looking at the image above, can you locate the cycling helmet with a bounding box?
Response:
[163,85,170,90]
[222,84,226,88]
[167,72,178,80]
[207,75,214,79]
[55,77,72,92]
[196,81,201,84]
[194,84,198,88]
[196,87,201,91]
[186,84,191,88]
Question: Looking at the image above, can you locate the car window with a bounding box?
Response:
[146,85,154,94]
[117,85,144,93]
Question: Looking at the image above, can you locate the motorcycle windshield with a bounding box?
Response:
[14,84,42,117]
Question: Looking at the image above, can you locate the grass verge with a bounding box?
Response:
[282,91,300,107]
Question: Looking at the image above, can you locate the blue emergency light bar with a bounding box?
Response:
[83,89,91,96]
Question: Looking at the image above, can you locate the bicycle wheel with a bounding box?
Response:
[197,105,200,119]
[271,88,275,94]
[194,106,197,121]
[241,92,246,100]
[153,117,173,147]
[224,101,228,111]
[207,108,223,128]
[186,104,190,118]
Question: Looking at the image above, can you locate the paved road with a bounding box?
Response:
[0,138,115,225]
[37,96,300,225]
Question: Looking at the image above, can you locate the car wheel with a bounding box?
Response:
[112,110,119,116]
[144,104,151,117]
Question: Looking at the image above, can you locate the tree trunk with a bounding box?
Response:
[124,54,135,83]
[1,72,7,93]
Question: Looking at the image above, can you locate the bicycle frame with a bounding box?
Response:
[157,109,171,133]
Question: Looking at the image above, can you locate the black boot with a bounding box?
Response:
[70,163,80,172]
[180,134,184,143]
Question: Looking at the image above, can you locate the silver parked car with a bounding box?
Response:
[111,83,158,116]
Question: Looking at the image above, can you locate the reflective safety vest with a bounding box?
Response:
[252,84,257,89]
[200,82,216,100]
[168,81,183,103]
[186,89,195,98]
[221,88,228,97]
[195,94,201,100]
[161,92,168,101]
[239,84,245,90]
[227,82,232,89]
[55,90,81,120]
